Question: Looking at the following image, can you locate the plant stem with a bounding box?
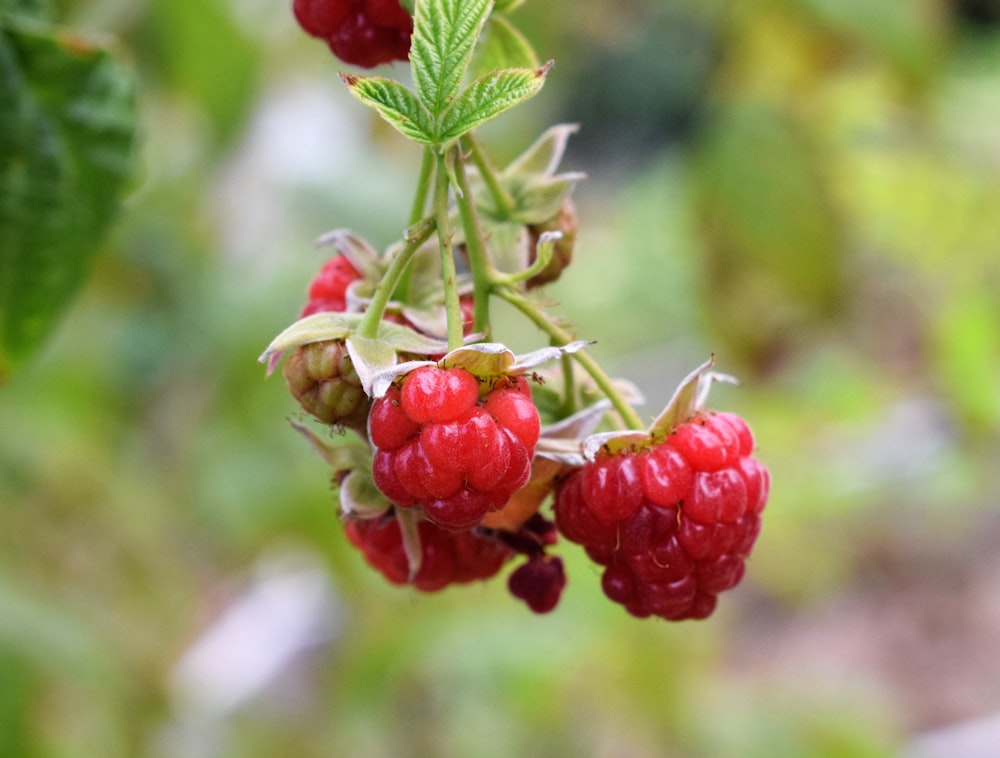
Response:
[496,288,646,430]
[453,155,494,337]
[393,148,436,303]
[435,150,464,351]
[464,135,515,218]
[409,147,434,226]
[357,220,435,339]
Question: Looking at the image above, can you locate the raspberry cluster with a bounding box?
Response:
[293,0,412,68]
[369,367,540,531]
[554,412,769,620]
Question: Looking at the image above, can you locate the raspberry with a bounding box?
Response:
[370,368,540,530]
[553,411,769,621]
[293,0,412,68]
[300,254,361,317]
[507,555,566,613]
[282,339,371,429]
[344,515,512,591]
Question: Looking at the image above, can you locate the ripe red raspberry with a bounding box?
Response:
[369,368,540,531]
[300,254,361,317]
[553,411,769,621]
[345,515,512,591]
[293,0,412,68]
[282,339,371,429]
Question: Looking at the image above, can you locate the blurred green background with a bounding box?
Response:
[4,0,1000,756]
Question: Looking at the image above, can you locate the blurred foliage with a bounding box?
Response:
[3,0,1000,756]
[0,0,137,377]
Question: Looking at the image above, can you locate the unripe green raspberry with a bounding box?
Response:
[283,340,371,430]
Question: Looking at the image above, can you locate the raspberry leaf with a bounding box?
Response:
[473,14,539,79]
[437,63,550,144]
[410,0,493,126]
[340,74,434,145]
[0,15,136,379]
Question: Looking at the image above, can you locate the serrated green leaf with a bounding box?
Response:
[410,0,493,124]
[341,73,434,145]
[473,14,538,78]
[437,64,549,144]
[0,19,136,379]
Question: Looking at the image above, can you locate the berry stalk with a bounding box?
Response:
[433,150,465,351]
[495,287,647,431]
[356,219,436,340]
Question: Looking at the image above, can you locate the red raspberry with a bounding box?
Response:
[507,555,566,614]
[282,339,370,429]
[300,254,361,317]
[370,369,540,530]
[293,0,412,68]
[344,515,512,591]
[553,411,769,621]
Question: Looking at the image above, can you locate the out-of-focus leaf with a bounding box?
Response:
[473,14,539,77]
[693,103,843,370]
[0,17,136,379]
[932,291,1000,431]
[795,0,944,85]
[0,650,35,758]
[143,0,260,143]
[0,0,49,20]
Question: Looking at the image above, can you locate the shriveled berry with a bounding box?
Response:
[525,197,578,289]
[507,556,566,614]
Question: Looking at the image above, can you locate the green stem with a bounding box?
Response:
[464,135,515,218]
[409,147,435,226]
[453,155,494,337]
[394,148,436,303]
[496,287,646,431]
[357,220,436,339]
[435,150,464,351]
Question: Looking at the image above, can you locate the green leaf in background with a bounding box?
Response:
[410,0,493,126]
[341,73,435,145]
[0,0,50,20]
[437,64,549,144]
[143,0,260,144]
[0,16,136,380]
[693,102,843,370]
[473,14,539,77]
